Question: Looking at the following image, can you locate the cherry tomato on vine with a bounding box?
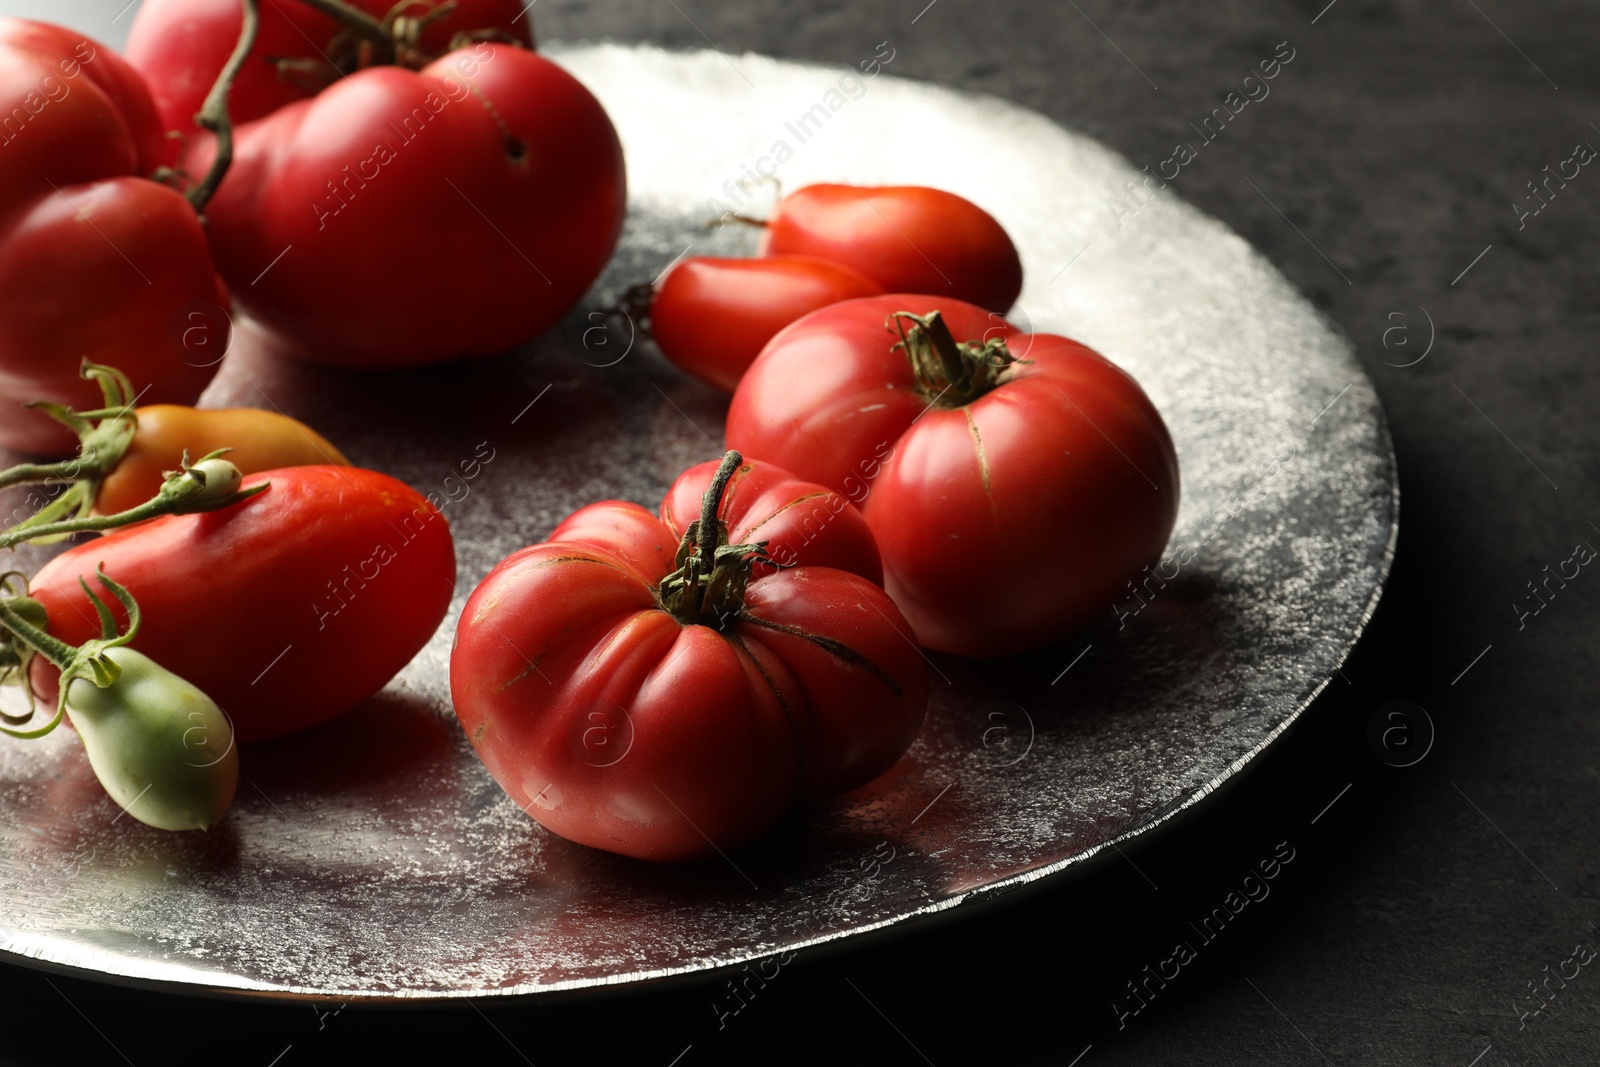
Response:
[31,466,456,742]
[649,255,884,394]
[758,184,1023,313]
[126,1,625,368]
[93,405,350,515]
[450,452,925,862]
[0,20,224,455]
[726,295,1179,657]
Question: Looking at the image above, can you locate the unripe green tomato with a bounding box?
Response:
[187,458,243,504]
[64,648,237,831]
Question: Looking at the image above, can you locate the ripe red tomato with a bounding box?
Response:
[658,456,882,580]
[552,454,882,584]
[126,0,533,136]
[758,184,1023,313]
[30,466,456,742]
[450,454,925,862]
[726,295,1179,657]
[650,255,883,393]
[126,4,623,368]
[0,20,223,455]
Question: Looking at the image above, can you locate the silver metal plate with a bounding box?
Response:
[0,44,1396,1000]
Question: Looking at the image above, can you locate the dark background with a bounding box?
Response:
[2,1,1596,1064]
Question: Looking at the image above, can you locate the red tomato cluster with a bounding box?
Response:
[0,8,1181,862]
[0,20,223,454]
[125,0,625,368]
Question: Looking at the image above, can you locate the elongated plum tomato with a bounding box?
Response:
[66,647,238,831]
[450,454,924,862]
[127,1,623,368]
[758,185,1023,313]
[650,256,883,393]
[31,466,456,742]
[94,405,349,515]
[726,295,1180,657]
[0,20,223,455]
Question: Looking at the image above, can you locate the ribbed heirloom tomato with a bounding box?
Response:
[450,453,926,862]
[126,0,625,367]
[726,295,1180,657]
[31,466,456,742]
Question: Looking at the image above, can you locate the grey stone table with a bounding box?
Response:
[0,0,1595,1064]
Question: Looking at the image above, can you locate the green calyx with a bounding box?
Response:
[656,451,770,627]
[0,449,262,553]
[0,361,141,530]
[0,577,45,726]
[0,566,142,740]
[887,310,1028,408]
[0,360,264,552]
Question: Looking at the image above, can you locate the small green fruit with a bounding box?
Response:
[65,648,237,831]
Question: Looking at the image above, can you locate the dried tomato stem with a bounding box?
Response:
[657,451,768,626]
[887,310,1025,408]
[187,0,261,215]
[697,451,742,578]
[297,0,395,52]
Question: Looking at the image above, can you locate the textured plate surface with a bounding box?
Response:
[0,44,1395,1000]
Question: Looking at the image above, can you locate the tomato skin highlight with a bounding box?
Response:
[450,468,926,863]
[0,21,222,455]
[31,466,457,742]
[94,405,350,515]
[759,185,1024,313]
[651,256,883,393]
[726,295,1180,657]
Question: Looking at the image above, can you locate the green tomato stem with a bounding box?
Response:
[0,479,263,553]
[0,361,139,497]
[297,0,394,53]
[187,0,260,216]
[0,568,144,739]
[0,460,88,491]
[0,597,79,675]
